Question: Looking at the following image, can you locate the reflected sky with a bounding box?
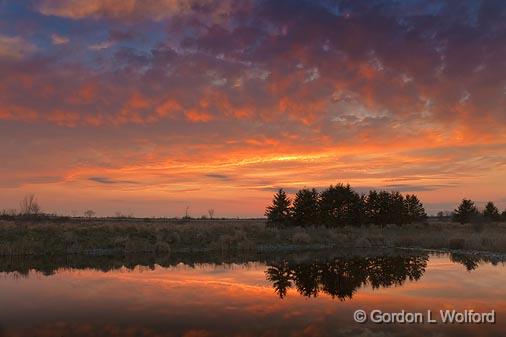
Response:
[0,254,505,337]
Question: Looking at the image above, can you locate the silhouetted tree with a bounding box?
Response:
[387,191,408,225]
[502,210,506,222]
[183,206,191,219]
[84,209,95,218]
[20,194,40,215]
[319,184,363,227]
[404,194,427,223]
[453,199,478,224]
[265,183,428,227]
[365,191,407,226]
[291,188,320,227]
[483,201,500,221]
[265,189,292,227]
[364,190,381,225]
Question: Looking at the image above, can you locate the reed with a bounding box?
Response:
[1,218,506,256]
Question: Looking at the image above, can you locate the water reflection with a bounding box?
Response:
[266,255,428,299]
[0,251,504,337]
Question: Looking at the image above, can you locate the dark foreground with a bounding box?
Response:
[1,218,506,256]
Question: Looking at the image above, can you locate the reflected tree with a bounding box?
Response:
[266,261,293,298]
[265,254,429,300]
[450,253,480,271]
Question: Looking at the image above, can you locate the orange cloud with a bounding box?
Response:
[154,99,182,119]
[36,0,234,21]
[185,110,213,123]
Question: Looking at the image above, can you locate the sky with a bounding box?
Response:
[0,0,505,217]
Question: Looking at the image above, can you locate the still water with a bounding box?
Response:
[0,251,504,337]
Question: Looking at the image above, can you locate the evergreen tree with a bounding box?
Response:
[453,199,478,224]
[365,191,408,226]
[292,188,320,227]
[388,191,408,225]
[404,194,427,223]
[364,190,381,225]
[319,184,363,227]
[265,189,292,227]
[483,201,500,221]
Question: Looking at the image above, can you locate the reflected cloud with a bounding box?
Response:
[0,252,505,337]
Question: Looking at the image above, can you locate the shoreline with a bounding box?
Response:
[0,246,503,278]
[1,218,506,258]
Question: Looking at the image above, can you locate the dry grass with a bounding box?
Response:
[1,218,506,256]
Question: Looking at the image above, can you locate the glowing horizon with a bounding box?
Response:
[1,0,505,217]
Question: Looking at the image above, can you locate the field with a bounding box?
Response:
[1,217,506,257]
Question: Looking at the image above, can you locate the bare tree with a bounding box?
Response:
[84,209,96,218]
[208,209,215,219]
[183,206,191,219]
[19,194,41,215]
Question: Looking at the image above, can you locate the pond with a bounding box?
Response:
[0,250,504,336]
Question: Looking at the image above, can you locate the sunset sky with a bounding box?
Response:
[1,0,505,217]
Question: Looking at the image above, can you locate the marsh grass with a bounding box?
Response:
[1,218,506,256]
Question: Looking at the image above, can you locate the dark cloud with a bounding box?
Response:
[261,183,456,195]
[205,174,231,180]
[0,0,505,215]
[88,176,138,185]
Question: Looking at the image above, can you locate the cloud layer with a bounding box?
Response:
[0,0,505,216]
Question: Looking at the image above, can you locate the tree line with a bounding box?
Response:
[452,199,506,224]
[265,184,427,227]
